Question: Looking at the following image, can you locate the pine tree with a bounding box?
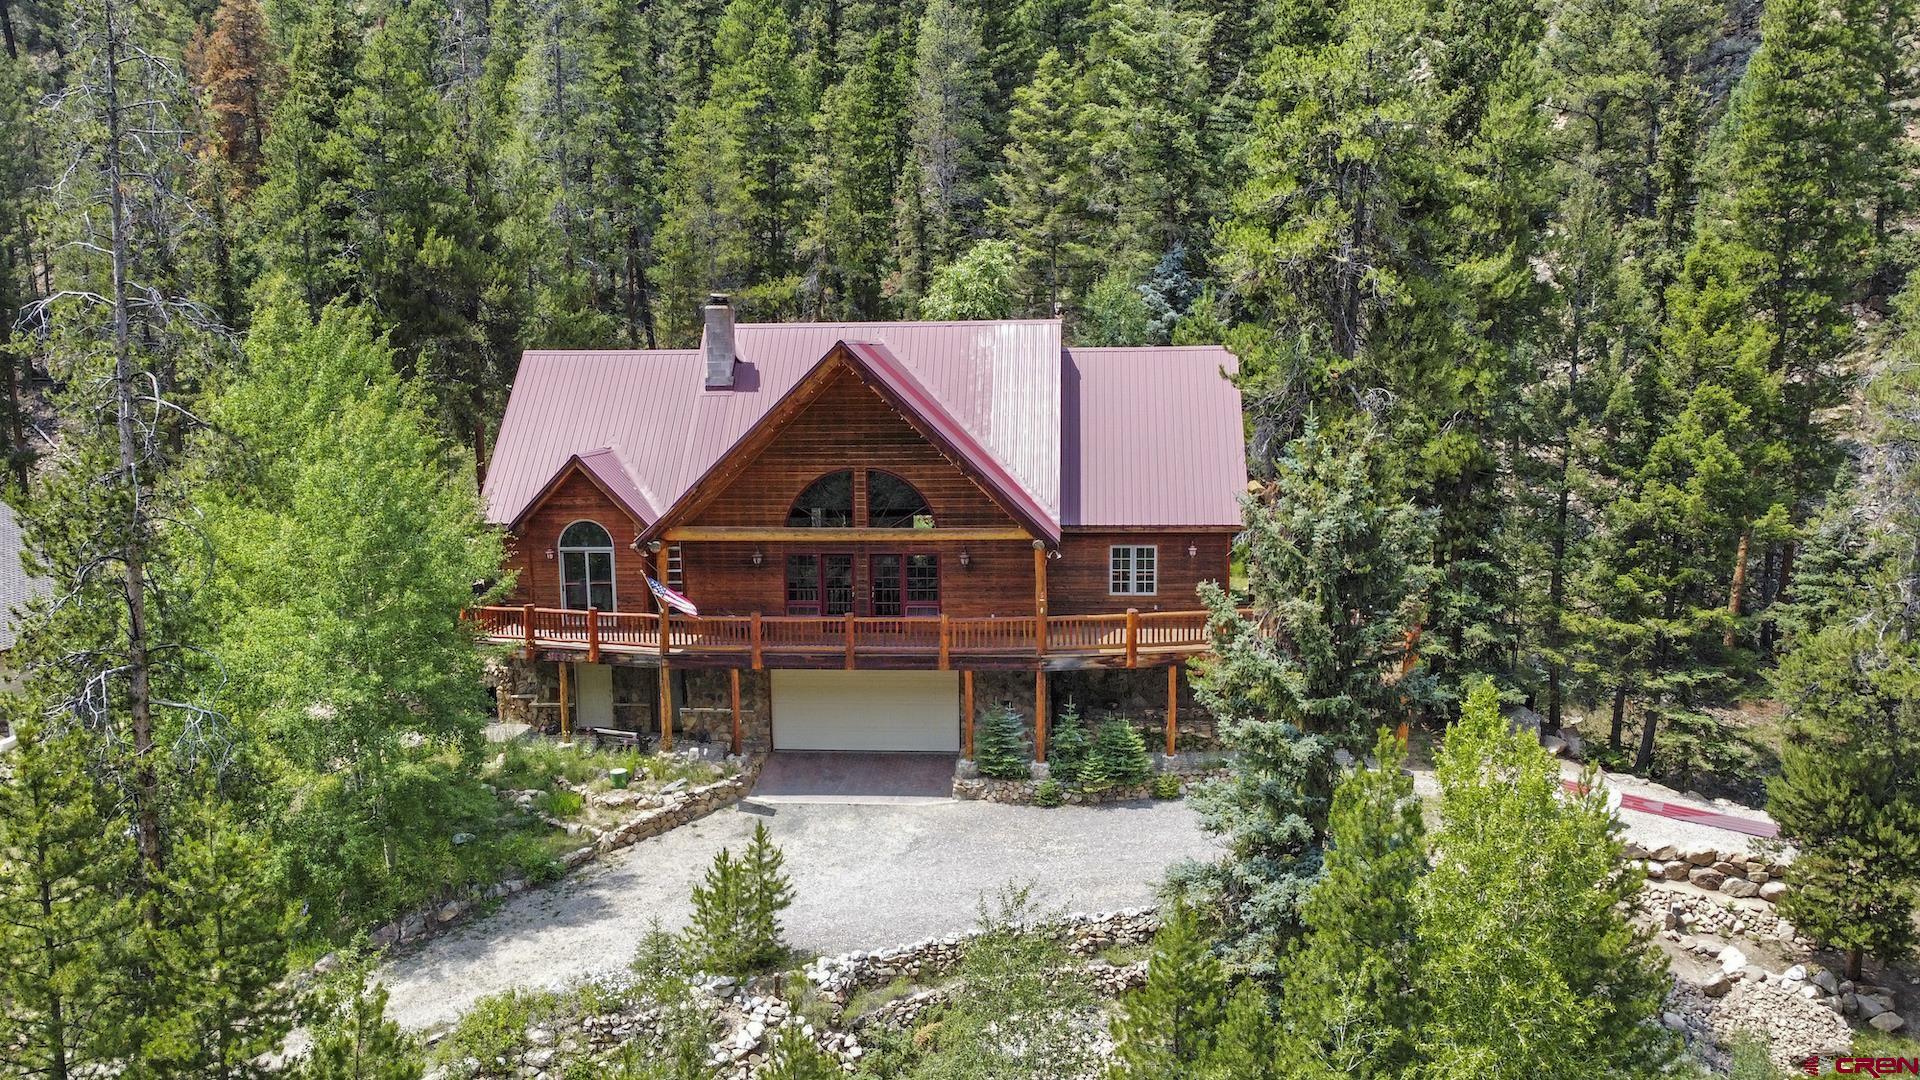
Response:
[1106,902,1227,1079]
[185,0,278,200]
[740,820,794,968]
[1045,698,1091,783]
[0,718,136,1079]
[134,800,300,1079]
[1277,728,1424,1079]
[250,0,360,314]
[1081,0,1219,266]
[759,1023,840,1080]
[1414,680,1674,1078]
[806,24,909,318]
[1082,716,1152,792]
[300,969,427,1080]
[973,702,1031,779]
[1176,424,1433,977]
[683,821,792,975]
[991,48,1089,315]
[906,0,991,261]
[0,49,42,488]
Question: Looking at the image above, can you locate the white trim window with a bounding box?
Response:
[558,520,617,610]
[1109,544,1158,596]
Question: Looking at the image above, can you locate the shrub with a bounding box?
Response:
[684,821,794,976]
[538,789,585,818]
[1081,718,1153,792]
[435,989,560,1067]
[301,960,427,1080]
[974,704,1031,780]
[1033,778,1064,807]
[1152,773,1182,800]
[759,1022,842,1080]
[1047,700,1092,783]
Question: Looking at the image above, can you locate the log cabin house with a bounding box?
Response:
[471,296,1246,761]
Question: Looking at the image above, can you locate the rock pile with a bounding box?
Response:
[1665,978,1854,1072]
[1624,842,1789,904]
[1642,884,1807,947]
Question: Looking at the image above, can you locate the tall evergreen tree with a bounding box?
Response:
[906,0,992,262]
[1106,903,1229,1080]
[1175,424,1434,976]
[806,23,909,318]
[991,48,1089,315]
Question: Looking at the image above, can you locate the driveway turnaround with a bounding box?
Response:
[380,798,1219,1032]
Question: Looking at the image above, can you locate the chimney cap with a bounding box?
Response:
[707,292,731,306]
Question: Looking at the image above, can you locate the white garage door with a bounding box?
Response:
[772,670,960,752]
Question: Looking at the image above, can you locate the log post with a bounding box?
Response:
[844,612,856,670]
[938,613,951,671]
[558,660,571,743]
[1035,669,1049,764]
[729,668,743,757]
[656,545,673,751]
[522,603,535,660]
[1125,608,1139,668]
[962,670,975,758]
[750,610,764,671]
[1033,542,1049,659]
[586,607,601,663]
[1165,664,1179,757]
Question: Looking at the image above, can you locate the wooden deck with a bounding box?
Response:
[465,605,1220,670]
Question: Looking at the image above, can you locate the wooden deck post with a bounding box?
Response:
[1165,664,1179,757]
[1125,608,1139,668]
[1034,669,1048,764]
[558,661,571,742]
[586,607,601,663]
[962,670,975,758]
[656,545,673,751]
[522,603,535,659]
[750,611,764,671]
[729,668,743,757]
[844,612,856,670]
[1033,543,1049,658]
[938,614,951,671]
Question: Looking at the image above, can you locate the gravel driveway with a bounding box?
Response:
[379,798,1218,1032]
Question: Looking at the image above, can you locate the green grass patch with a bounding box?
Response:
[1096,943,1150,967]
[433,987,566,1067]
[538,788,586,819]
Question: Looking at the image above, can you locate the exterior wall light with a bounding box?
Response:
[1188,543,1198,558]
[958,550,971,568]
[751,548,764,566]
[544,547,555,561]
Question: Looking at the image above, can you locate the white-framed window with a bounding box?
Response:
[558,520,616,610]
[1109,544,1158,596]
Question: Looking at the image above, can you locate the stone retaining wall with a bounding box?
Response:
[802,908,1161,1007]
[367,761,760,952]
[1624,841,1789,904]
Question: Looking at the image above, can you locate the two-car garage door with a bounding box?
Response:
[770,670,960,752]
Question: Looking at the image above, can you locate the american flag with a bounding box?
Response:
[645,575,699,616]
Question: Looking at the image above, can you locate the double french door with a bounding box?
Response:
[785,552,940,616]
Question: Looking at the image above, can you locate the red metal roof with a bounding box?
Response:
[483,321,1245,536]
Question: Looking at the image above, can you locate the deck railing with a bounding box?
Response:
[463,604,1226,667]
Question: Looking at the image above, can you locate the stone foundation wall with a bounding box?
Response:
[488,659,773,750]
[970,667,1220,755]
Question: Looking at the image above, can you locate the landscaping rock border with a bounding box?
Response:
[802,908,1160,1006]
[1624,842,1791,906]
[368,758,761,952]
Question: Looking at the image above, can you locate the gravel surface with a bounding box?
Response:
[379,798,1219,1032]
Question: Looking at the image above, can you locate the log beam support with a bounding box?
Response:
[729,668,743,757]
[962,670,975,758]
[1165,664,1179,757]
[1035,669,1049,764]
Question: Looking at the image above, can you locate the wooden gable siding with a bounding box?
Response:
[684,367,1016,530]
[1052,531,1233,614]
[504,469,652,611]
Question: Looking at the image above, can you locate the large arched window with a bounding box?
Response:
[786,470,854,528]
[558,520,615,609]
[867,471,934,529]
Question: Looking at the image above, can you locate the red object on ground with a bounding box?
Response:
[1563,779,1780,839]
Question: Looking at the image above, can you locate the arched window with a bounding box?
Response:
[558,520,615,609]
[866,471,934,529]
[786,470,854,528]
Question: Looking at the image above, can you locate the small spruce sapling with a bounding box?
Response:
[974,704,1031,779]
[759,1022,840,1080]
[684,822,793,975]
[1083,717,1153,792]
[1048,698,1092,783]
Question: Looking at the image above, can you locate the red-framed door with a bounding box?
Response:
[785,552,856,616]
[869,553,940,616]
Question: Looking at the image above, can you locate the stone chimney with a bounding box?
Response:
[703,293,735,390]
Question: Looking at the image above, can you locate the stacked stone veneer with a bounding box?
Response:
[366,762,759,951]
[488,658,775,753]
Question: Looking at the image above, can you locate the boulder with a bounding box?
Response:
[1723,878,1761,898]
[1870,1012,1907,1033]
[1740,965,1769,984]
[1665,862,1691,881]
[1651,844,1680,862]
[1689,867,1727,891]
[1701,972,1733,998]
[1759,881,1788,903]
[1713,860,1741,877]
[1858,994,1894,1019]
[1782,964,1806,984]
[1813,969,1838,994]
[1683,844,1720,866]
[435,900,466,923]
[1717,944,1749,973]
